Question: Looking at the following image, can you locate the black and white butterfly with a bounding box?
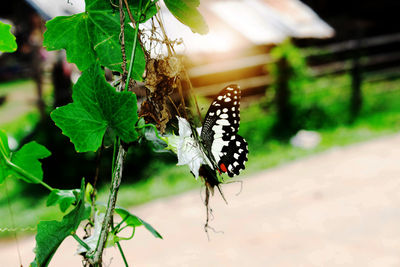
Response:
[198,84,249,178]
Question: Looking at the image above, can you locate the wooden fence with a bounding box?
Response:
[187,32,400,101]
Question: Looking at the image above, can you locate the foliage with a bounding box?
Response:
[266,39,360,135]
[31,179,89,267]
[0,130,51,185]
[0,21,17,52]
[43,0,147,78]
[268,38,310,89]
[46,188,80,212]
[164,0,208,34]
[266,39,311,137]
[51,64,139,152]
[1,0,210,266]
[291,74,351,129]
[0,130,10,182]
[115,207,163,239]
[7,142,51,184]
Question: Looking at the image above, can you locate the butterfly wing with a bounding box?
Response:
[200,84,248,177]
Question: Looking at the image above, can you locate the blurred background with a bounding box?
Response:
[1,0,400,265]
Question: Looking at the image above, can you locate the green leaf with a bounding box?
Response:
[31,179,90,267]
[0,130,10,183]
[51,64,139,152]
[10,142,51,184]
[47,188,80,212]
[164,0,208,34]
[43,14,96,71]
[115,207,163,239]
[0,130,51,185]
[85,182,95,204]
[0,21,17,52]
[43,0,146,79]
[128,0,158,22]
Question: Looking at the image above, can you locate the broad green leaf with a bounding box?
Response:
[164,0,208,34]
[0,21,17,52]
[115,207,162,239]
[44,14,96,71]
[0,130,51,184]
[43,0,146,79]
[10,142,51,184]
[47,188,80,212]
[31,179,90,267]
[51,64,139,152]
[0,130,10,183]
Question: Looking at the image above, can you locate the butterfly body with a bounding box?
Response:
[199,85,248,177]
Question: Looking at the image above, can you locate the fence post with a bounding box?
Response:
[274,56,294,136]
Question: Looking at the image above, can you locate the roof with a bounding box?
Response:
[25,0,84,20]
[142,0,334,56]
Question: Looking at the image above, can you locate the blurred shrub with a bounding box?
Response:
[238,103,275,146]
[266,38,311,138]
[266,39,353,138]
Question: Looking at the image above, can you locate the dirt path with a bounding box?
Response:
[1,134,400,267]
[0,80,37,126]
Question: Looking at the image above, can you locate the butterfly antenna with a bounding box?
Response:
[226,179,243,196]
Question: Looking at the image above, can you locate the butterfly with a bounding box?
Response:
[196,84,249,178]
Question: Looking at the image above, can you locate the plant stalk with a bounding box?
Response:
[89,0,141,265]
[116,236,129,267]
[72,233,91,251]
[125,0,142,91]
[90,145,126,265]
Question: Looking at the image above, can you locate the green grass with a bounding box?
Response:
[1,111,40,141]
[1,74,400,238]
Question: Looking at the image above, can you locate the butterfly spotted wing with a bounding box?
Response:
[200,84,248,177]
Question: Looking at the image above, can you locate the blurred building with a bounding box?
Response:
[2,0,399,98]
[142,0,334,97]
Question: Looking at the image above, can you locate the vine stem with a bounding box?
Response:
[90,0,142,265]
[116,241,129,266]
[136,123,166,142]
[125,0,142,91]
[72,233,91,251]
[90,145,126,265]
